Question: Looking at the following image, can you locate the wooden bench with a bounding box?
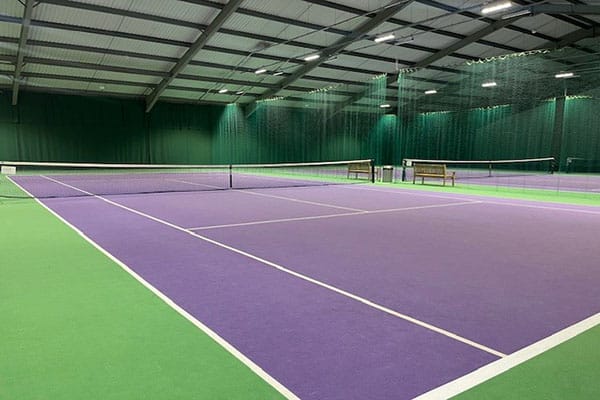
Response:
[347,162,377,180]
[413,163,455,186]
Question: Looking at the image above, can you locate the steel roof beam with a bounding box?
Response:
[26,1,474,80]
[256,1,415,101]
[543,26,600,49]
[302,0,526,52]
[528,4,600,16]
[413,16,524,69]
[0,12,459,87]
[145,0,243,112]
[12,0,35,106]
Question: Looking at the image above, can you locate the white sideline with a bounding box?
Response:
[9,176,299,400]
[40,175,506,358]
[414,312,600,399]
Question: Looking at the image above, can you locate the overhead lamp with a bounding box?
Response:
[481,1,513,14]
[501,8,532,19]
[273,71,284,76]
[218,88,228,94]
[555,72,574,79]
[255,68,267,74]
[236,91,245,95]
[374,33,395,43]
[379,104,391,108]
[424,89,437,95]
[481,81,497,88]
[304,54,320,62]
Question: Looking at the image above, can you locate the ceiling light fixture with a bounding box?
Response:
[424,89,437,95]
[255,68,267,74]
[379,104,391,108]
[482,1,513,14]
[273,71,284,76]
[501,8,532,19]
[555,72,574,79]
[236,91,245,95]
[374,33,395,43]
[218,88,228,94]
[304,54,320,62]
[481,81,497,88]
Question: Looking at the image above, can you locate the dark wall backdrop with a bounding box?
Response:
[0,91,597,169]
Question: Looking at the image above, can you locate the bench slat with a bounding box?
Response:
[413,163,455,186]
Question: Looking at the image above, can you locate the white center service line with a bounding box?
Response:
[41,175,505,359]
[236,189,366,212]
[187,201,482,231]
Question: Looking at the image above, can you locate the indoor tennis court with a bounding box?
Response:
[1,1,600,399]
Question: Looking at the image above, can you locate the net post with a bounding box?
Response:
[488,162,492,177]
[401,159,407,182]
[370,159,375,183]
[229,164,233,189]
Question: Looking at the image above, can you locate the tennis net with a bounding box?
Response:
[0,159,375,199]
[566,157,600,174]
[400,157,556,182]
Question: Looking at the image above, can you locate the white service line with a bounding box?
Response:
[341,184,482,202]
[345,185,600,215]
[237,189,366,212]
[166,178,224,190]
[187,201,481,231]
[481,200,600,215]
[12,176,299,400]
[169,177,366,212]
[414,312,600,399]
[41,175,505,359]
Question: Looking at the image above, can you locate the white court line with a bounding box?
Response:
[341,184,482,202]
[237,189,366,212]
[345,185,600,215]
[481,200,600,215]
[166,178,224,190]
[187,201,481,231]
[170,178,365,212]
[8,176,298,400]
[41,175,505,358]
[414,312,600,399]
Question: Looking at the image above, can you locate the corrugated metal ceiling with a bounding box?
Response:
[0,0,597,108]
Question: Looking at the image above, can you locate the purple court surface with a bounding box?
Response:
[13,176,600,400]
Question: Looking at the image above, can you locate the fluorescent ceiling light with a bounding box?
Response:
[482,1,513,14]
[254,68,267,74]
[273,71,284,76]
[424,89,437,95]
[304,54,320,61]
[218,88,228,94]
[379,104,391,108]
[501,8,531,19]
[555,72,574,79]
[235,91,245,95]
[481,81,497,88]
[374,33,395,43]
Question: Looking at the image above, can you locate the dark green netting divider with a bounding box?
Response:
[237,75,388,164]
[396,38,600,195]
